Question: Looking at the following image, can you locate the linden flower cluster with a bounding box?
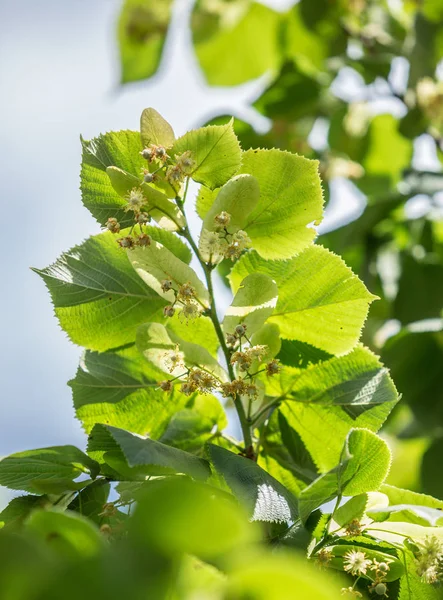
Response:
[162,281,202,322]
[200,211,251,263]
[413,535,443,585]
[158,322,281,401]
[140,142,196,189]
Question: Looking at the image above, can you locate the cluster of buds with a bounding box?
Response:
[165,150,196,188]
[162,281,202,322]
[180,368,217,396]
[367,559,391,596]
[230,345,268,372]
[140,144,168,163]
[220,378,258,399]
[200,211,251,263]
[116,233,152,249]
[412,535,443,585]
[345,518,364,537]
[226,323,248,348]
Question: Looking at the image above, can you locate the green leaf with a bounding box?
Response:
[208,444,299,524]
[279,345,398,418]
[230,246,376,355]
[280,372,396,474]
[237,149,324,260]
[140,107,175,149]
[298,428,391,522]
[160,395,227,452]
[223,273,278,336]
[136,322,228,381]
[333,494,368,528]
[67,479,111,525]
[118,0,173,84]
[26,509,104,558]
[0,446,99,495]
[394,252,443,324]
[0,495,47,530]
[33,228,191,351]
[106,166,185,231]
[359,114,413,196]
[192,1,282,86]
[128,239,210,307]
[199,174,260,261]
[382,328,443,430]
[170,121,241,189]
[70,344,190,436]
[80,130,145,228]
[226,548,343,600]
[130,478,255,559]
[380,484,443,511]
[87,424,211,481]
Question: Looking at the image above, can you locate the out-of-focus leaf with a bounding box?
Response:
[118,0,173,84]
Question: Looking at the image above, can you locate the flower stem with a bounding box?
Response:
[176,190,254,455]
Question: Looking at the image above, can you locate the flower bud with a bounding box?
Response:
[163,305,175,318]
[106,217,120,233]
[136,233,151,247]
[214,211,231,227]
[144,172,154,183]
[141,147,153,160]
[159,380,173,392]
[117,236,135,249]
[235,324,247,337]
[161,279,173,292]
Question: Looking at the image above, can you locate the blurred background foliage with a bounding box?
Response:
[118,0,443,498]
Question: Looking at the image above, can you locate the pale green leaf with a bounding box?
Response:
[196,184,217,220]
[128,239,210,308]
[192,1,282,86]
[250,323,281,360]
[199,174,260,262]
[170,121,241,189]
[208,444,298,524]
[238,149,324,259]
[0,495,47,530]
[381,484,443,511]
[299,428,391,522]
[223,273,278,336]
[280,345,398,418]
[230,246,377,355]
[118,0,173,84]
[87,424,211,481]
[140,107,175,148]
[70,344,190,436]
[136,322,228,381]
[0,446,99,495]
[33,228,191,351]
[201,174,260,232]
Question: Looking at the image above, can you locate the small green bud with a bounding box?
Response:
[144,172,154,183]
[137,212,151,224]
[374,583,387,596]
